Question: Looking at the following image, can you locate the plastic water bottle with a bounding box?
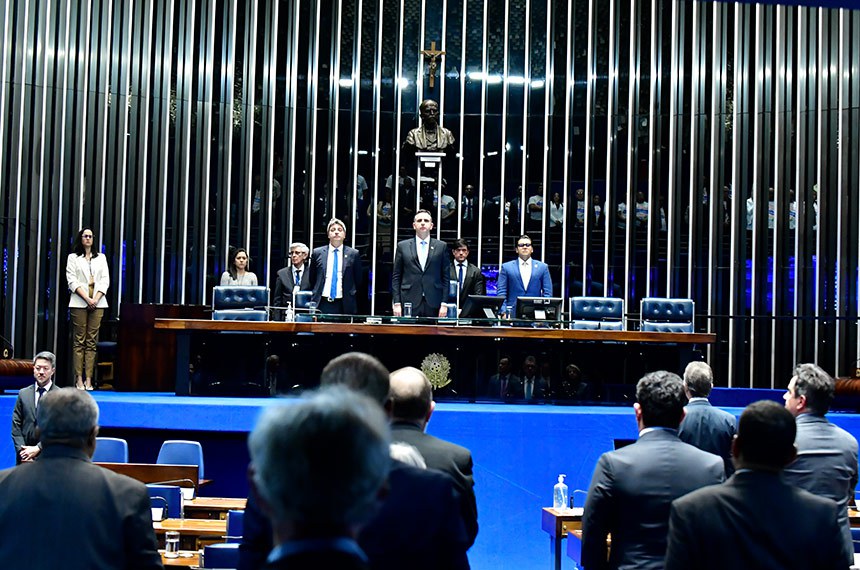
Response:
[285,302,295,322]
[553,474,568,510]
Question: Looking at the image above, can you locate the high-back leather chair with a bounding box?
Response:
[639,297,694,332]
[569,296,624,330]
[212,286,269,321]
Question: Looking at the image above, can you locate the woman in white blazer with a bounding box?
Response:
[66,228,110,390]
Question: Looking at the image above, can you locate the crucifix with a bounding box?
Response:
[420,41,446,90]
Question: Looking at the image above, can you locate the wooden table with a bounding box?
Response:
[184,497,247,520]
[154,518,227,550]
[160,550,200,567]
[541,507,583,570]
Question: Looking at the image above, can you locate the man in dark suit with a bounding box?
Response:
[239,352,470,570]
[389,366,478,545]
[486,356,521,400]
[678,361,737,476]
[0,388,162,569]
[311,218,363,315]
[391,209,450,318]
[518,355,550,401]
[665,400,849,570]
[449,238,485,306]
[272,242,311,319]
[581,370,725,570]
[11,351,59,463]
[248,386,389,570]
[496,235,552,316]
[782,363,859,563]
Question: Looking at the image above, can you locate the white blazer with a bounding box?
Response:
[66,253,110,309]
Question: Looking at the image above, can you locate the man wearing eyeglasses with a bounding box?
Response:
[273,242,311,320]
[496,235,553,316]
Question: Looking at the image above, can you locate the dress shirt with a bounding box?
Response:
[416,237,429,270]
[292,266,303,287]
[456,263,466,289]
[322,246,344,299]
[36,382,51,409]
[519,258,532,289]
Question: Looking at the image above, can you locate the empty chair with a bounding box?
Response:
[203,542,240,569]
[146,484,182,520]
[156,439,205,481]
[225,509,244,543]
[569,297,624,331]
[212,285,269,321]
[639,297,695,333]
[92,437,129,463]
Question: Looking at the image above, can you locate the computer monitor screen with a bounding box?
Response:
[460,295,505,319]
[515,297,563,321]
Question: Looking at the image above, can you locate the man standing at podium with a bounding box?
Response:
[496,235,553,316]
[392,210,450,318]
[311,218,363,315]
[449,239,485,306]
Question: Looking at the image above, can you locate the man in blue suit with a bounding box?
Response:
[311,218,363,315]
[496,234,552,315]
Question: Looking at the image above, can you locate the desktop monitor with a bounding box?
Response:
[515,297,563,321]
[460,295,505,320]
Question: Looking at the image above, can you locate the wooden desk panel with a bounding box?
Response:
[541,507,584,570]
[160,550,200,567]
[154,518,227,551]
[95,462,199,491]
[155,318,716,344]
[184,497,247,520]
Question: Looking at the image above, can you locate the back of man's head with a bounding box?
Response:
[683,361,714,398]
[249,386,391,531]
[636,371,687,429]
[389,367,432,424]
[735,400,796,470]
[321,352,390,406]
[37,388,99,445]
[792,363,835,415]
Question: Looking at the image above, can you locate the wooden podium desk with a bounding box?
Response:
[154,518,227,550]
[541,507,584,570]
[156,318,716,395]
[184,497,247,520]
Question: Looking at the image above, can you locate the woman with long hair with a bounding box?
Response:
[66,228,110,390]
[220,247,258,286]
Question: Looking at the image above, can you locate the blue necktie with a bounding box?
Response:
[294,269,301,286]
[458,264,464,289]
[330,249,339,299]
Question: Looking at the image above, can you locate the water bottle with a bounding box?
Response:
[285,302,295,322]
[553,474,568,510]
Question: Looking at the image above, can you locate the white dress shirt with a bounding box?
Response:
[519,258,532,289]
[416,237,429,270]
[322,245,344,299]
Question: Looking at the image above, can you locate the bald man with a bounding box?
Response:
[389,367,478,545]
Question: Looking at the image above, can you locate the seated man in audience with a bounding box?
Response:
[678,361,737,476]
[782,363,859,563]
[0,388,162,569]
[11,350,58,463]
[389,366,478,545]
[248,386,390,569]
[664,400,848,569]
[240,352,470,570]
[581,371,724,570]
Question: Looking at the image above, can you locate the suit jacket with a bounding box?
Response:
[496,258,552,313]
[390,422,478,545]
[678,399,737,476]
[239,460,470,570]
[310,245,363,314]
[391,237,450,312]
[264,540,369,570]
[486,373,521,399]
[665,470,848,570]
[0,445,162,569]
[11,383,58,454]
[581,429,725,570]
[273,263,312,311]
[449,262,485,305]
[783,413,859,562]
